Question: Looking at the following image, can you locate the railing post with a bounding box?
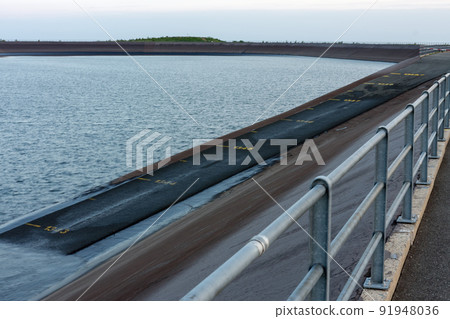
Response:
[438,78,446,141]
[364,127,390,290]
[444,73,450,128]
[430,82,440,158]
[398,106,417,224]
[417,92,431,185]
[309,176,332,301]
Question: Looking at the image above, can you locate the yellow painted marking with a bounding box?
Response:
[281,118,293,121]
[250,130,258,133]
[155,179,177,186]
[26,223,41,228]
[404,73,424,77]
[44,226,57,232]
[217,145,230,148]
[296,119,314,124]
[179,159,188,163]
[307,107,315,110]
[234,146,254,150]
[328,98,340,101]
[344,99,361,103]
[347,90,353,93]
[88,198,96,201]
[383,75,390,77]
[390,72,401,75]
[364,82,375,85]
[26,222,70,234]
[377,82,394,86]
[137,177,151,181]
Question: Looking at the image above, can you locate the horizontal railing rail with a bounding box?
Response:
[181,72,450,301]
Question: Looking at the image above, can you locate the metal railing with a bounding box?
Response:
[420,45,450,57]
[181,73,450,301]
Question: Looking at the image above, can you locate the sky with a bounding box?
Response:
[1,0,450,43]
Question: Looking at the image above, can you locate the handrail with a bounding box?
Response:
[181,184,326,301]
[181,72,450,301]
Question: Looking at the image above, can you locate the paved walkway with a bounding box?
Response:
[393,143,450,301]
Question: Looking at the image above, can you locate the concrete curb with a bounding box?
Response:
[360,129,450,301]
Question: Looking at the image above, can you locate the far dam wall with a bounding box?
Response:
[0,42,419,63]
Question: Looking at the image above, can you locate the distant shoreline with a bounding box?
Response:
[0,41,419,63]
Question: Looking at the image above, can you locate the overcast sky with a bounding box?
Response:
[1,0,450,43]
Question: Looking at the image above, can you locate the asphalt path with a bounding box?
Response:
[2,52,450,255]
[393,143,449,301]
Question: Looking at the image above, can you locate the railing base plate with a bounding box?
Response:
[416,181,431,186]
[397,215,418,224]
[363,278,391,290]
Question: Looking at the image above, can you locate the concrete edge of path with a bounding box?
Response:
[360,129,450,301]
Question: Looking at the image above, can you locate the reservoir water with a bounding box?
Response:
[0,55,393,224]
